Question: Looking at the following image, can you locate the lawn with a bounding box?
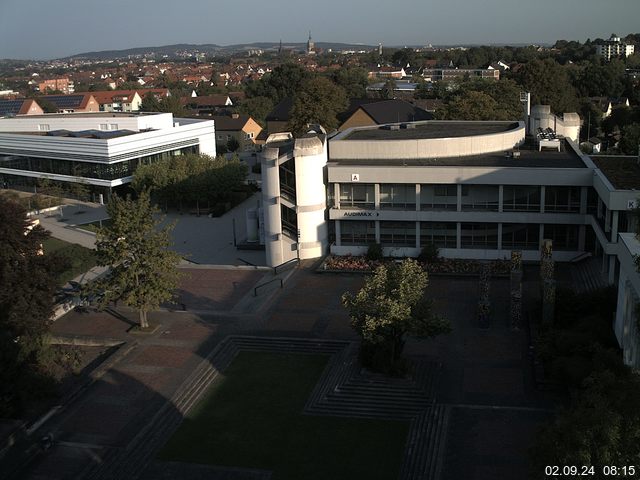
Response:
[159,352,409,480]
[42,237,97,285]
[76,218,111,233]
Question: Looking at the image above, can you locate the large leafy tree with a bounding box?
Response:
[513,58,579,113]
[342,259,450,373]
[245,63,311,104]
[288,77,348,134]
[333,66,369,98]
[93,190,181,328]
[0,197,59,416]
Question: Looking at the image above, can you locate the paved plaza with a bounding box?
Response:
[11,263,555,480]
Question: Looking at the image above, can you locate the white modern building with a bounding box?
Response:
[0,112,216,199]
[596,34,635,61]
[259,112,640,368]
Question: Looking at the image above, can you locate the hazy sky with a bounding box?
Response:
[1,0,639,60]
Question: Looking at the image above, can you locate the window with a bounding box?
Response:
[279,159,296,202]
[341,221,376,245]
[420,184,457,210]
[99,124,108,130]
[340,184,375,209]
[380,221,415,247]
[461,223,498,249]
[380,184,415,209]
[38,124,50,131]
[503,186,541,212]
[281,205,297,239]
[502,224,539,250]
[461,185,499,211]
[544,186,580,213]
[109,124,118,130]
[420,222,457,248]
[543,224,579,250]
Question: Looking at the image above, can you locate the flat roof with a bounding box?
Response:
[342,121,520,141]
[330,140,586,168]
[592,156,640,190]
[3,112,154,119]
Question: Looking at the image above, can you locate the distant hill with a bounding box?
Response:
[63,42,380,60]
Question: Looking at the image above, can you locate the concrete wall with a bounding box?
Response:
[330,121,525,160]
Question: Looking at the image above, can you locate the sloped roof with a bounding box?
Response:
[0,99,38,116]
[182,95,231,108]
[212,114,252,131]
[358,99,433,124]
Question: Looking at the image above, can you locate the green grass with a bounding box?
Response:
[42,238,97,285]
[76,219,111,233]
[159,352,409,480]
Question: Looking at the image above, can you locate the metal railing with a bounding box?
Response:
[254,278,283,296]
[273,257,300,275]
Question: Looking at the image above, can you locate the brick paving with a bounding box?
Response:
[14,265,557,480]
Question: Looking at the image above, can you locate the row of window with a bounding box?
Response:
[0,146,198,181]
[336,184,583,213]
[339,221,580,250]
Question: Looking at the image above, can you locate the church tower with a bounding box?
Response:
[306,31,315,55]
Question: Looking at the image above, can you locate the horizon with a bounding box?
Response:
[1,0,639,60]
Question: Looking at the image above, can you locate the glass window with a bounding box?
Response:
[420,184,457,210]
[339,184,375,209]
[461,185,499,211]
[380,184,415,209]
[279,159,296,202]
[503,186,541,212]
[281,205,297,239]
[380,221,415,247]
[341,221,376,245]
[544,186,581,213]
[544,224,579,250]
[420,222,457,248]
[502,224,540,250]
[461,223,498,249]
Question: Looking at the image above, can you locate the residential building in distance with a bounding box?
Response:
[39,94,100,113]
[38,78,75,94]
[212,113,262,152]
[421,67,500,81]
[337,99,433,131]
[0,99,44,117]
[0,112,216,199]
[90,90,144,112]
[183,95,233,116]
[596,34,635,60]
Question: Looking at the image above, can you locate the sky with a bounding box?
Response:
[0,0,639,60]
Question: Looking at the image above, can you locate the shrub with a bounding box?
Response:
[251,163,262,174]
[418,242,440,264]
[365,243,384,261]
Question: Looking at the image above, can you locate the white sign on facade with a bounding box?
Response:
[351,173,360,182]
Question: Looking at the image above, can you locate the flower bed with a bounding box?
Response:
[319,255,510,276]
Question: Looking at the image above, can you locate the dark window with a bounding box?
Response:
[380,221,415,247]
[340,221,376,245]
[420,184,457,210]
[544,224,579,250]
[420,222,457,248]
[281,205,297,240]
[279,159,296,203]
[544,186,580,213]
[502,224,540,250]
[461,223,498,249]
[461,185,499,211]
[503,186,540,212]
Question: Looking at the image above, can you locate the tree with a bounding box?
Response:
[287,77,348,134]
[226,136,240,152]
[342,259,450,373]
[36,98,58,113]
[514,58,579,113]
[245,63,311,104]
[93,191,182,328]
[380,79,397,100]
[333,66,369,98]
[0,196,60,416]
[238,96,274,127]
[619,123,640,155]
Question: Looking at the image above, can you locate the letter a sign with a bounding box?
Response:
[351,173,360,182]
